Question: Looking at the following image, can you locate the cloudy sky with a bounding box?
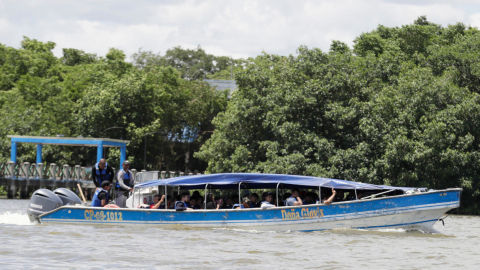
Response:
[1,0,480,60]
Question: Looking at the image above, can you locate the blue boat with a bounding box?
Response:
[29,173,461,231]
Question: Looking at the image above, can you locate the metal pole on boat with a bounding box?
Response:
[238,182,242,206]
[319,185,321,204]
[165,185,168,210]
[204,183,209,209]
[276,183,281,207]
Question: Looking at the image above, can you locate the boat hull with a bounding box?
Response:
[39,189,461,231]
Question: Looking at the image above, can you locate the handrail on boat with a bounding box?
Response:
[276,183,281,207]
[361,189,395,200]
[238,182,242,207]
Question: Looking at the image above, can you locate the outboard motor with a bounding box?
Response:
[53,188,82,206]
[27,189,63,223]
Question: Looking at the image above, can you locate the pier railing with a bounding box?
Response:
[0,162,203,199]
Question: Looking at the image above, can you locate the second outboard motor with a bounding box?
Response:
[27,189,63,223]
[53,188,82,206]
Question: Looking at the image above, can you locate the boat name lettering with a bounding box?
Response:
[281,207,324,221]
[84,210,123,221]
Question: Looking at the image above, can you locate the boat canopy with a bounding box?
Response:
[134,173,413,191]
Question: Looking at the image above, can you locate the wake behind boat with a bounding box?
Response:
[27,173,461,232]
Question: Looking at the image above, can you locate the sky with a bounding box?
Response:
[1,0,480,60]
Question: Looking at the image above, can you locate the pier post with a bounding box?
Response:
[49,163,57,180]
[36,163,44,179]
[74,165,81,180]
[62,164,70,180]
[20,162,30,199]
[131,169,137,182]
[80,167,86,180]
[7,161,15,178]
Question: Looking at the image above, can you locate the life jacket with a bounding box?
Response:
[175,201,188,210]
[94,162,111,186]
[232,204,244,209]
[91,188,109,207]
[116,169,132,190]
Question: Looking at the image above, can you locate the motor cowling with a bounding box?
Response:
[53,188,82,206]
[27,189,63,223]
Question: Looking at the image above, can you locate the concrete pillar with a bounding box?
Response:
[49,163,57,180]
[179,172,185,177]
[36,163,44,179]
[169,171,176,178]
[7,185,16,199]
[161,171,166,179]
[80,167,86,180]
[188,173,193,176]
[131,169,137,181]
[22,162,30,179]
[74,165,81,180]
[7,161,15,178]
[62,164,70,180]
[29,163,36,179]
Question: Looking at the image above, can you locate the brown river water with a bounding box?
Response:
[0,199,479,269]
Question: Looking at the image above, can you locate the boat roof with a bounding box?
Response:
[134,173,414,191]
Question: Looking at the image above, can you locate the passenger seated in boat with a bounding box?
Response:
[224,197,233,209]
[206,193,221,210]
[190,197,201,210]
[195,196,204,209]
[335,190,345,202]
[175,193,193,211]
[91,181,112,207]
[304,192,317,205]
[322,188,336,205]
[242,197,251,208]
[285,188,303,206]
[150,195,173,209]
[249,193,260,208]
[261,192,276,208]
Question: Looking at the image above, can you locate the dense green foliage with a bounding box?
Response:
[0,37,229,171]
[195,17,480,214]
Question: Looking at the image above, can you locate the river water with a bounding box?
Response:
[0,199,479,269]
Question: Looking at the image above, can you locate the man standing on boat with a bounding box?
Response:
[285,188,303,206]
[92,158,114,189]
[115,160,134,208]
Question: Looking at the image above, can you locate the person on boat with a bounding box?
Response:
[92,158,114,189]
[205,193,221,209]
[285,188,303,206]
[175,193,193,211]
[242,197,251,208]
[115,160,134,208]
[91,181,112,207]
[195,196,204,209]
[151,195,173,209]
[224,197,233,209]
[190,197,201,209]
[322,188,336,205]
[261,192,276,208]
[249,193,261,208]
[334,190,345,202]
[304,192,318,205]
